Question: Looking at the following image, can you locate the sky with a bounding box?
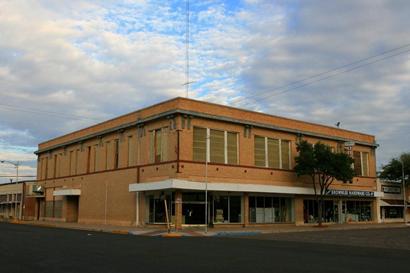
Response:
[0,0,409,183]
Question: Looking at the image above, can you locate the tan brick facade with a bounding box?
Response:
[34,97,380,228]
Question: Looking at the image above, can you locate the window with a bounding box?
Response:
[193,127,238,164]
[354,151,369,176]
[254,136,291,169]
[149,127,168,163]
[346,201,372,222]
[193,127,207,162]
[249,196,293,223]
[210,129,224,163]
[227,132,238,164]
[303,200,338,223]
[127,135,135,167]
[213,195,242,223]
[53,154,57,178]
[86,146,91,174]
[254,136,266,167]
[114,139,119,169]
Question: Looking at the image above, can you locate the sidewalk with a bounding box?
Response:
[4,219,408,237]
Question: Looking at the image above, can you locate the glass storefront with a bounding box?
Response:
[147,192,174,224]
[344,201,372,222]
[182,192,206,225]
[303,200,338,223]
[249,196,293,223]
[304,199,373,223]
[382,207,403,219]
[213,195,242,224]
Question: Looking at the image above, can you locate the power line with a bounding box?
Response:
[231,43,410,106]
[0,102,102,122]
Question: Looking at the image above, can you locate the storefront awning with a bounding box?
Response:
[53,189,81,196]
[129,179,383,197]
[380,199,405,207]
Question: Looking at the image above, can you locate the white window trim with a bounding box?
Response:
[278,139,282,169]
[224,131,228,164]
[206,128,211,163]
[264,137,268,168]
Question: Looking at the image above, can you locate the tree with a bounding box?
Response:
[379,153,410,184]
[294,140,355,226]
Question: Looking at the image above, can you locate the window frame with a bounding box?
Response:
[193,127,239,165]
[254,135,292,170]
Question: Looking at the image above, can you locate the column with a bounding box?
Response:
[175,191,182,230]
[243,193,249,227]
[294,196,304,226]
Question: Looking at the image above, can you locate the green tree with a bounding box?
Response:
[294,140,355,226]
[379,153,410,184]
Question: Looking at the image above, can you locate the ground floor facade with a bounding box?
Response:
[32,177,383,228]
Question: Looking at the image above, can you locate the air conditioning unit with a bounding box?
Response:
[32,185,44,194]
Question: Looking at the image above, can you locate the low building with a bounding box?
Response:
[33,97,381,228]
[0,180,37,220]
[377,179,409,223]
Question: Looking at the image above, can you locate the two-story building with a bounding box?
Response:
[34,97,381,228]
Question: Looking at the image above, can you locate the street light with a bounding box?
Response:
[401,158,407,224]
[204,130,209,234]
[0,160,20,183]
[0,160,21,220]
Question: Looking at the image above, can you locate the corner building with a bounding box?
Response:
[34,97,381,228]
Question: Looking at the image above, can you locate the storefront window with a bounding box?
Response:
[213,195,241,224]
[249,196,293,223]
[147,193,174,224]
[345,201,372,222]
[383,207,403,219]
[303,200,338,223]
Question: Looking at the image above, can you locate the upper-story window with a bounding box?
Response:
[193,127,238,164]
[354,151,369,176]
[254,135,291,170]
[149,127,168,163]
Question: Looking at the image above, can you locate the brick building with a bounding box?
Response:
[34,97,381,228]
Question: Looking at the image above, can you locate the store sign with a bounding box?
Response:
[344,141,355,157]
[382,186,401,194]
[326,189,374,197]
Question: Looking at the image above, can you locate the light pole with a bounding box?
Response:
[204,129,210,234]
[401,158,407,224]
[0,160,20,219]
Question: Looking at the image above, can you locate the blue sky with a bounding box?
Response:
[0,0,409,183]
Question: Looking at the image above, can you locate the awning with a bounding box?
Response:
[380,199,405,207]
[53,189,81,196]
[129,179,383,197]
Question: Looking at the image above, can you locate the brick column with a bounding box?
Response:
[294,196,304,226]
[243,193,249,227]
[175,191,183,230]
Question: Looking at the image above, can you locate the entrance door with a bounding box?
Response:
[66,196,79,222]
[182,192,208,225]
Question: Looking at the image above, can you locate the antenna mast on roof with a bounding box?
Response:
[183,0,191,98]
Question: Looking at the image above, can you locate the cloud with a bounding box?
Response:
[0,0,410,183]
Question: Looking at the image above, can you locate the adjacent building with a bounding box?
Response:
[0,180,38,220]
[33,97,381,228]
[377,179,409,223]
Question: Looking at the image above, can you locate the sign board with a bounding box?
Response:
[382,185,401,194]
[326,189,374,197]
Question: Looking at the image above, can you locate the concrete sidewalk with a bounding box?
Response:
[4,219,408,237]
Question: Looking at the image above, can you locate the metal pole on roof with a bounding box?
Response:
[401,158,407,224]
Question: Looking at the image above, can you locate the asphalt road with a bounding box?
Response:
[0,222,409,273]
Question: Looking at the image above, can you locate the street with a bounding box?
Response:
[0,222,408,273]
